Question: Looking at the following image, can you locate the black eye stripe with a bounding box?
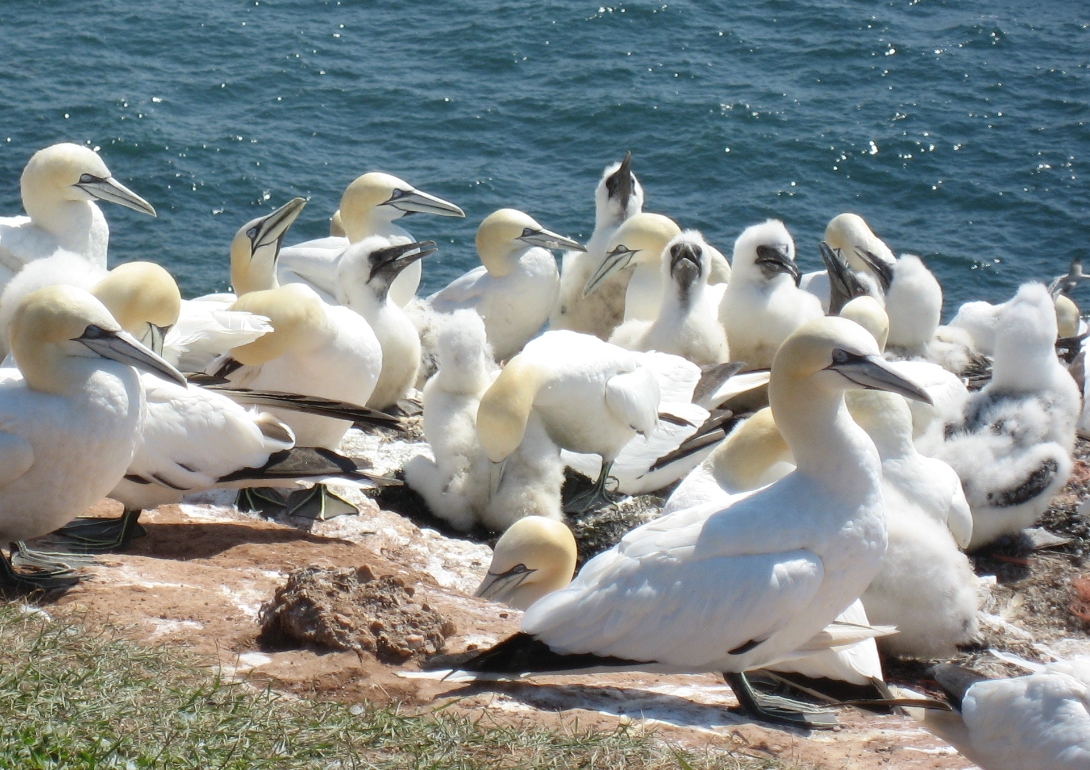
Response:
[78,173,105,184]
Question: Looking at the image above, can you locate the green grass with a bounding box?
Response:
[0,603,803,770]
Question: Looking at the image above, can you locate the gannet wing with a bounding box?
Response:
[168,300,272,373]
[0,430,34,489]
[0,216,58,273]
[276,237,348,300]
[427,266,489,312]
[604,366,660,435]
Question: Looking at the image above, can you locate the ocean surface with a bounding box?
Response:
[0,1,1086,314]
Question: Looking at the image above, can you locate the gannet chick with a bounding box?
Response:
[477,330,661,513]
[551,153,644,339]
[0,143,155,278]
[917,658,1090,769]
[884,255,943,356]
[609,231,730,366]
[582,213,682,323]
[212,283,383,449]
[405,310,563,532]
[938,283,1081,549]
[720,220,823,370]
[447,317,933,729]
[278,172,464,307]
[0,285,184,588]
[336,238,436,409]
[428,209,582,361]
[475,516,578,611]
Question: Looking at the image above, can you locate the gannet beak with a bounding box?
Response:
[583,245,637,298]
[146,323,172,357]
[78,325,187,386]
[670,242,702,269]
[75,175,157,217]
[854,247,894,292]
[474,563,534,601]
[367,240,439,283]
[755,244,800,286]
[605,151,634,212]
[820,241,870,315]
[518,227,585,252]
[250,197,307,252]
[488,459,506,500]
[384,188,465,218]
[828,350,932,404]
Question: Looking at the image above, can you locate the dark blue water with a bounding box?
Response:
[0,1,1087,313]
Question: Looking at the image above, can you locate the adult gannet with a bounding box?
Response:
[0,143,155,279]
[277,172,464,307]
[550,153,644,339]
[476,330,663,513]
[0,284,184,588]
[582,213,682,323]
[404,310,564,532]
[427,208,582,361]
[937,283,1081,549]
[609,231,730,366]
[720,220,824,370]
[335,238,436,410]
[474,516,578,611]
[917,658,1090,769]
[446,317,932,728]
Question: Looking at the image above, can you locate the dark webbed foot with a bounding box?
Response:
[237,484,358,521]
[563,462,623,515]
[48,509,145,553]
[725,671,839,730]
[0,545,81,592]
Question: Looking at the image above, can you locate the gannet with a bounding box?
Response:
[447,317,931,728]
[0,143,155,279]
[476,330,663,513]
[404,310,564,532]
[0,284,184,588]
[550,153,644,339]
[720,220,823,370]
[582,213,682,323]
[609,231,730,366]
[917,658,1090,769]
[428,208,582,361]
[937,283,1081,549]
[277,172,464,307]
[335,238,436,410]
[475,516,578,611]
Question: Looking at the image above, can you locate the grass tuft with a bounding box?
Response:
[0,603,800,769]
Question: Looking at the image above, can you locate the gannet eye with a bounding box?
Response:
[831,348,852,365]
[521,228,536,239]
[388,188,409,200]
[78,173,103,185]
[246,225,260,241]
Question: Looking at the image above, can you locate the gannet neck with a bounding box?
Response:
[228,284,328,365]
[476,516,577,610]
[476,208,541,277]
[710,408,791,492]
[992,283,1060,392]
[1055,294,1080,338]
[846,390,915,462]
[840,296,889,352]
[91,261,181,336]
[477,356,547,463]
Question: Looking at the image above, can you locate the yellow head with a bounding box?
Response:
[21,143,156,221]
[476,356,546,463]
[91,261,181,336]
[1055,294,1080,339]
[475,516,578,610]
[583,213,681,297]
[839,296,889,352]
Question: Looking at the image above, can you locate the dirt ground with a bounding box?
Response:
[26,431,1090,770]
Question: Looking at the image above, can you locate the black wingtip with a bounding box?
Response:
[930,663,989,712]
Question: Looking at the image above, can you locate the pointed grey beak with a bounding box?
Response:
[828,350,932,404]
[78,325,187,386]
[248,197,307,252]
[755,243,800,286]
[518,227,585,252]
[475,563,534,601]
[384,188,465,218]
[368,240,439,283]
[76,175,157,217]
[583,245,638,298]
[605,151,634,212]
[821,241,871,315]
[854,247,894,292]
[488,459,506,501]
[670,242,703,269]
[142,323,172,357]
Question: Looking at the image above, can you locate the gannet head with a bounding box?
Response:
[338,172,464,240]
[709,407,792,493]
[338,236,438,304]
[228,284,328,365]
[91,262,181,355]
[21,143,156,222]
[662,230,711,304]
[477,355,546,464]
[732,219,800,287]
[774,316,931,404]
[475,516,578,610]
[992,283,1061,391]
[10,284,185,394]
[594,152,644,227]
[476,208,583,277]
[824,213,895,291]
[583,212,681,297]
[1055,293,1080,339]
[230,197,307,296]
[840,296,890,352]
